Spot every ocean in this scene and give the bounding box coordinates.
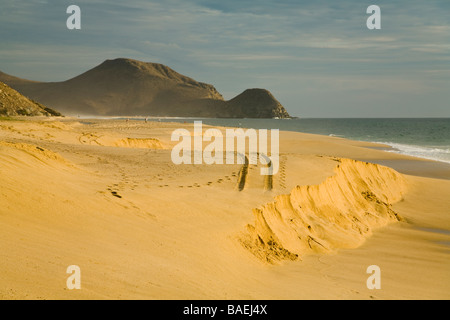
[148,118,450,164]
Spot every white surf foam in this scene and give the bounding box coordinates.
[376,142,450,164]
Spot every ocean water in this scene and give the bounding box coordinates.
[148,118,450,164]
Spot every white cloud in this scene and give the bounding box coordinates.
[0,0,449,116]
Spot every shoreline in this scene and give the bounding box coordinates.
[108,117,450,168]
[358,158,450,180]
[7,115,450,179]
[72,116,450,167]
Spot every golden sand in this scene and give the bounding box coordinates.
[0,118,449,299]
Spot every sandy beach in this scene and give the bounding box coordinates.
[0,117,449,300]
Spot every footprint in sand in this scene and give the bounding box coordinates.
[110,191,122,198]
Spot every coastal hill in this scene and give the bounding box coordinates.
[226,88,290,118]
[0,81,61,117]
[0,58,290,118]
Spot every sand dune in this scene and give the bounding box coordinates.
[0,141,73,169]
[79,134,165,149]
[241,159,407,263]
[112,138,164,149]
[0,118,448,300]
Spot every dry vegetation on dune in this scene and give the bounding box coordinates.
[0,81,61,117]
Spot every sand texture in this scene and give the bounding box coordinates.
[241,159,407,263]
[0,118,449,300]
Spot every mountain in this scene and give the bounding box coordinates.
[0,58,290,118]
[226,89,290,118]
[0,81,62,117]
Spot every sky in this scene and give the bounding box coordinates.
[0,0,449,117]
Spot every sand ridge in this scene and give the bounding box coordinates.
[0,141,75,170]
[240,159,407,263]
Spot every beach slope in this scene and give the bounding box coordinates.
[0,118,448,299]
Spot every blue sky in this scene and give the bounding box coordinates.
[0,0,449,117]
